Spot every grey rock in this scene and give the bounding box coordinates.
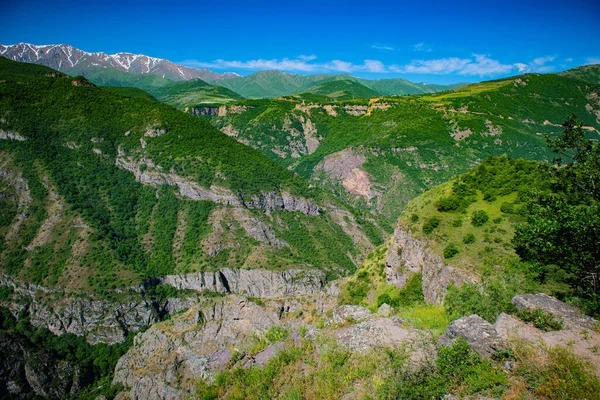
[384,222,478,303]
[439,315,504,358]
[332,305,372,324]
[377,303,393,317]
[512,293,597,330]
[159,268,326,298]
[113,296,284,399]
[335,317,414,352]
[251,342,285,366]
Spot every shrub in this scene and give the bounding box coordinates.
[436,196,461,212]
[463,233,476,244]
[411,213,419,223]
[443,243,459,259]
[471,210,489,227]
[500,202,515,214]
[516,308,563,331]
[493,217,503,224]
[377,273,424,308]
[452,218,463,227]
[423,217,441,234]
[265,326,289,343]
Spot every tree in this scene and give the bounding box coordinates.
[513,115,600,313]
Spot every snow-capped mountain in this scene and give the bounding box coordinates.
[0,43,238,82]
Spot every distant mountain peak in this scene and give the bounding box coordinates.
[0,42,238,82]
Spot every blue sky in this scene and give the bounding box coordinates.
[1,0,599,84]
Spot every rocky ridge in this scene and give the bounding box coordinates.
[384,221,478,303]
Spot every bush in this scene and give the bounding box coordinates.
[471,210,489,227]
[463,233,476,244]
[452,218,463,227]
[423,217,441,234]
[436,196,461,212]
[443,242,459,259]
[377,273,424,308]
[500,202,515,214]
[411,213,419,223]
[516,308,563,331]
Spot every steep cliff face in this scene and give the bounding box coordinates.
[0,275,168,345]
[0,331,92,398]
[384,222,478,304]
[158,268,326,298]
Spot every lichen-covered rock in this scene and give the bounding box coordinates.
[377,303,393,317]
[511,293,597,330]
[439,314,504,358]
[335,317,415,352]
[332,305,372,324]
[113,296,285,399]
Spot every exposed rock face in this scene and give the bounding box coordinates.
[331,305,372,324]
[439,314,505,359]
[385,222,477,303]
[188,106,220,116]
[113,296,284,399]
[511,293,598,330]
[0,331,91,398]
[0,129,27,141]
[335,317,415,352]
[116,152,320,215]
[159,268,326,298]
[0,275,168,345]
[314,148,374,199]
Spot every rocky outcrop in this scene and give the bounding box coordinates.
[313,148,375,199]
[495,311,600,375]
[385,222,477,303]
[439,314,505,359]
[0,129,26,141]
[113,296,284,399]
[188,106,220,116]
[0,275,187,345]
[0,331,91,398]
[511,293,598,330]
[335,317,415,352]
[116,152,320,215]
[331,305,372,324]
[159,268,326,298]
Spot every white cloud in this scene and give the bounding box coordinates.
[181,54,560,77]
[564,57,573,62]
[413,43,432,52]
[586,57,600,65]
[392,54,513,76]
[511,56,556,73]
[371,43,395,51]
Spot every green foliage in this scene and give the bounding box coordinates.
[513,342,600,399]
[463,233,476,244]
[471,210,490,227]
[383,338,507,399]
[339,269,371,305]
[410,213,419,223]
[377,273,424,308]
[443,242,460,259]
[446,279,519,323]
[265,326,289,343]
[422,216,441,234]
[517,308,564,331]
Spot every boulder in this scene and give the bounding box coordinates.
[439,315,504,358]
[335,317,415,352]
[511,293,597,330]
[332,305,372,324]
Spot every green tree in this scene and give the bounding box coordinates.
[514,115,600,313]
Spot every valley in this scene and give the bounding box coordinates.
[0,41,599,400]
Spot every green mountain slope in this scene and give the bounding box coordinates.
[213,70,466,99]
[297,79,380,100]
[151,78,245,107]
[558,64,600,84]
[202,73,600,223]
[0,58,382,294]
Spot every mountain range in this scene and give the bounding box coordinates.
[0,43,468,103]
[1,43,600,400]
